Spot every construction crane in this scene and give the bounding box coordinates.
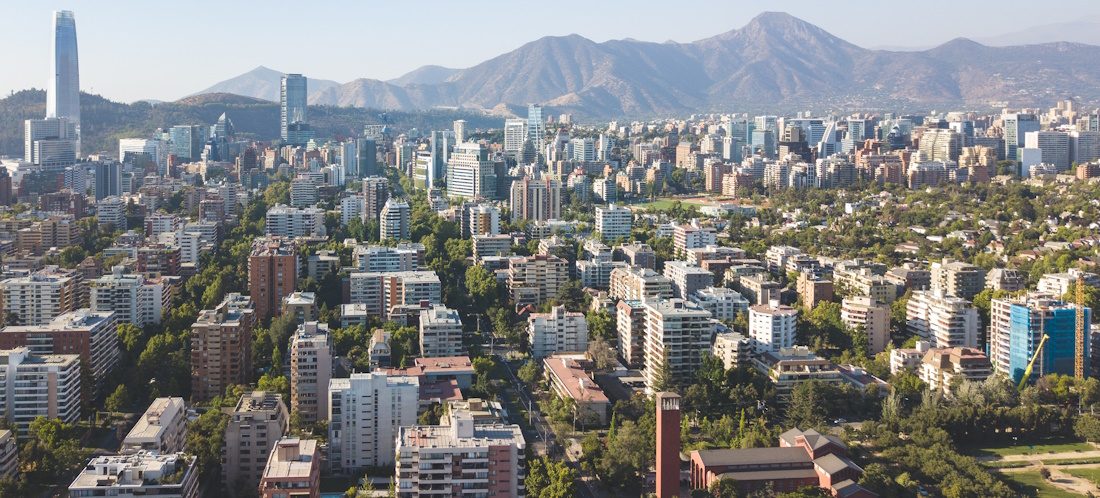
[1077,279,1087,379]
[1019,333,1052,391]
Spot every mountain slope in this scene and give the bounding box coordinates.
[186,13,1100,118]
[188,66,341,102]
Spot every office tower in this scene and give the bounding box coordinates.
[328,372,419,473]
[290,321,332,424]
[48,10,80,156]
[453,119,467,143]
[906,289,978,349]
[121,397,187,455]
[509,177,562,222]
[0,347,80,432]
[89,266,165,328]
[281,74,310,144]
[24,117,77,172]
[190,294,255,401]
[396,408,526,497]
[503,118,528,160]
[841,297,890,355]
[339,139,358,178]
[447,142,498,200]
[119,139,168,176]
[419,304,464,358]
[846,118,868,142]
[0,266,83,326]
[527,104,545,150]
[749,301,798,354]
[357,137,377,177]
[990,293,1090,385]
[0,309,118,400]
[571,137,596,162]
[1003,113,1040,162]
[223,391,289,489]
[919,129,962,162]
[751,129,776,158]
[264,204,326,238]
[1024,130,1071,172]
[168,125,203,162]
[655,393,680,498]
[259,438,320,498]
[527,305,587,359]
[643,299,714,391]
[70,453,198,498]
[380,198,410,241]
[249,238,299,321]
[595,204,632,241]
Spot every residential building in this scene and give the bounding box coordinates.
[543,355,609,425]
[596,204,632,241]
[663,261,714,300]
[348,271,442,320]
[249,237,299,321]
[918,347,993,394]
[466,203,501,236]
[0,266,83,326]
[989,293,1090,385]
[472,234,512,260]
[395,415,526,498]
[265,204,326,238]
[69,452,199,498]
[841,297,890,355]
[509,177,562,222]
[749,301,798,354]
[328,372,419,473]
[1024,130,1071,172]
[643,299,715,391]
[906,289,979,349]
[1037,269,1100,298]
[381,198,411,241]
[617,299,647,368]
[528,305,588,359]
[930,259,986,300]
[986,268,1028,293]
[97,196,127,230]
[890,341,932,374]
[446,142,499,200]
[361,176,390,222]
[885,265,931,292]
[190,294,255,401]
[352,243,424,272]
[739,274,782,305]
[0,309,117,399]
[223,391,289,489]
[121,397,187,455]
[90,266,165,327]
[259,438,320,498]
[673,221,718,255]
[609,267,673,301]
[797,272,834,309]
[690,287,749,322]
[0,430,15,479]
[615,242,656,270]
[306,251,340,280]
[420,304,464,358]
[752,347,845,404]
[282,291,318,324]
[712,332,752,370]
[0,347,80,432]
[765,246,802,275]
[506,255,568,307]
[290,322,332,425]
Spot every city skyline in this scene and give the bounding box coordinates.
[3,1,1100,103]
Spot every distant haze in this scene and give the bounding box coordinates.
[2,1,1100,102]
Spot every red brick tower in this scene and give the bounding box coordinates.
[656,392,681,498]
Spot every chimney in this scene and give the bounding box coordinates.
[655,392,681,498]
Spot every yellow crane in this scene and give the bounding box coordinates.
[1018,333,1051,391]
[1076,279,1086,379]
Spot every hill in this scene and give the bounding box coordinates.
[0,90,503,159]
[188,12,1100,118]
[187,66,342,102]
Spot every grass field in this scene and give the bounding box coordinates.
[1001,471,1082,498]
[1065,468,1100,487]
[962,437,1093,457]
[982,460,1033,468]
[630,199,710,210]
[1041,457,1100,466]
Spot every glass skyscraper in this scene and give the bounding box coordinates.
[527,104,544,148]
[281,74,311,144]
[48,10,80,156]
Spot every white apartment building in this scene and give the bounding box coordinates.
[663,261,714,300]
[381,198,411,241]
[0,309,118,399]
[609,267,674,301]
[290,177,319,207]
[420,304,464,358]
[749,301,798,355]
[1037,269,1100,298]
[467,203,501,236]
[329,372,419,473]
[90,266,165,327]
[712,331,752,370]
[673,221,718,254]
[690,286,750,322]
[643,299,714,391]
[841,296,890,355]
[291,322,332,424]
[121,397,188,455]
[0,266,82,326]
[906,289,979,349]
[528,305,588,359]
[595,204,632,241]
[97,196,127,231]
[0,347,81,433]
[765,246,802,275]
[265,204,326,238]
[340,195,363,227]
[472,234,512,260]
[353,243,423,272]
[69,452,199,498]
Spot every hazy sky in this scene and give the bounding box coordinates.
[4,0,1100,103]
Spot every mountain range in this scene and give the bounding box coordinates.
[185,12,1100,118]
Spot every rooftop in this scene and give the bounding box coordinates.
[124,397,185,444]
[543,356,609,404]
[262,438,317,481]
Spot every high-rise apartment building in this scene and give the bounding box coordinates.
[121,397,188,455]
[90,266,165,327]
[503,118,528,161]
[249,237,299,321]
[223,391,289,489]
[0,266,83,326]
[528,305,588,359]
[352,243,423,272]
[841,296,890,355]
[290,321,332,424]
[509,177,562,222]
[930,259,986,300]
[380,198,411,241]
[466,203,501,237]
[663,261,714,300]
[0,309,117,399]
[453,119,467,143]
[609,267,674,301]
[361,176,389,223]
[989,293,1090,385]
[281,74,312,145]
[643,299,714,391]
[505,255,568,307]
[329,372,419,473]
[617,299,647,368]
[0,347,81,433]
[420,304,464,358]
[97,196,127,231]
[190,294,255,401]
[749,301,798,354]
[906,289,978,349]
[259,438,320,498]
[595,204,632,241]
[265,204,326,238]
[48,10,80,156]
[919,129,961,162]
[70,452,198,498]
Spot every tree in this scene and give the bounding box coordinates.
[258,372,290,398]
[587,335,617,371]
[709,477,743,498]
[525,456,577,498]
[586,309,615,340]
[518,360,542,387]
[599,419,653,493]
[105,384,131,413]
[466,266,501,312]
[1076,414,1100,442]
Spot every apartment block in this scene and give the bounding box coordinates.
[749,302,798,355]
[690,287,749,322]
[506,255,568,307]
[617,299,647,368]
[663,261,714,300]
[223,391,289,489]
[528,305,588,359]
[0,309,118,399]
[906,289,978,349]
[0,266,83,325]
[609,266,674,301]
[0,347,81,433]
[797,272,834,309]
[395,413,526,498]
[643,299,714,391]
[290,322,332,424]
[90,265,166,327]
[259,438,320,498]
[265,204,326,238]
[712,332,752,370]
[249,237,299,321]
[919,347,993,394]
[989,293,1090,385]
[840,297,890,355]
[70,452,198,498]
[190,294,255,401]
[673,221,718,255]
[329,372,419,473]
[739,274,782,305]
[352,243,425,272]
[596,204,632,241]
[121,397,187,455]
[931,259,986,300]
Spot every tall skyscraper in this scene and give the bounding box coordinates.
[357,137,377,177]
[94,162,121,200]
[281,74,312,145]
[453,119,467,143]
[527,104,544,150]
[503,118,527,160]
[1003,113,1040,163]
[48,11,80,157]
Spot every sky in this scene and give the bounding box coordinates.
[4,0,1100,103]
